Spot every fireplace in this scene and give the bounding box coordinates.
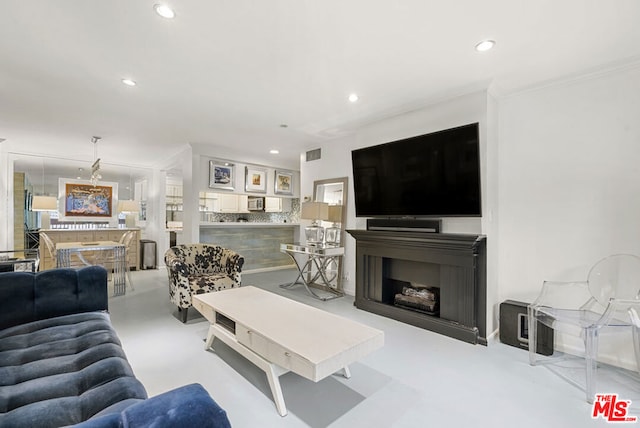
[346,230,487,345]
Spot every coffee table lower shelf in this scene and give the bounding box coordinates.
[204,323,350,417]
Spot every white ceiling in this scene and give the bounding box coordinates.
[2,0,640,176]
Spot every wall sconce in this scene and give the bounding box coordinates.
[300,201,329,244]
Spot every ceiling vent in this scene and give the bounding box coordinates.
[306,148,321,162]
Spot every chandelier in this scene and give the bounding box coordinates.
[90,136,102,186]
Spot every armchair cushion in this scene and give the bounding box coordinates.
[165,244,244,310]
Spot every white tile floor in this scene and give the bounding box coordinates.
[108,269,633,428]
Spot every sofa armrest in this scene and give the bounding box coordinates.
[73,383,231,428]
[0,266,108,330]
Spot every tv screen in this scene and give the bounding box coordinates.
[351,123,481,217]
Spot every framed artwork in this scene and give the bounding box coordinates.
[209,161,235,190]
[274,170,293,195]
[245,167,267,193]
[64,183,113,217]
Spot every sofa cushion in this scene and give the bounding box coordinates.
[0,311,147,427]
[0,266,108,331]
[74,383,232,428]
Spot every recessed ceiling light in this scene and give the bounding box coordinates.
[154,4,176,19]
[270,149,279,154]
[348,93,359,103]
[121,78,137,87]
[475,40,495,52]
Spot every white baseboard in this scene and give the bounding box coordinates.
[243,264,296,274]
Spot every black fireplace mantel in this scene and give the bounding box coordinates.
[347,229,487,345]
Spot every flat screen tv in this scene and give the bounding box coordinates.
[351,123,481,217]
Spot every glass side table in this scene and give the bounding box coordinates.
[279,243,344,301]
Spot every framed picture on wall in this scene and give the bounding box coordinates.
[64,183,113,217]
[245,167,267,193]
[274,170,293,195]
[209,160,235,190]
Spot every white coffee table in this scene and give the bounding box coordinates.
[192,286,384,416]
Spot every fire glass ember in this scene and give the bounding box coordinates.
[394,285,439,315]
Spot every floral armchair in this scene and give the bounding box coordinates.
[165,244,244,322]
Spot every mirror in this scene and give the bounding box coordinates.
[313,177,348,245]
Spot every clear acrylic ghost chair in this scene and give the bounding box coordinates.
[120,230,135,291]
[40,231,89,269]
[96,230,135,291]
[39,232,57,262]
[528,254,640,404]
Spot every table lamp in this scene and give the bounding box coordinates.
[118,200,140,228]
[32,196,58,229]
[300,201,329,244]
[324,205,343,245]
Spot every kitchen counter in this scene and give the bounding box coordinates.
[199,223,299,271]
[38,228,141,271]
[200,222,298,228]
[41,227,140,232]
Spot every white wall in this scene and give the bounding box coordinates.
[0,146,12,249]
[497,65,640,300]
[496,64,640,366]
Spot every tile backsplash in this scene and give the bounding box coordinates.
[200,198,300,224]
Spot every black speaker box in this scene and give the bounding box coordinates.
[499,300,553,356]
[366,218,441,233]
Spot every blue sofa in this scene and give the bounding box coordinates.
[0,266,231,427]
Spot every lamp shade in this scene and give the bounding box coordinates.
[300,201,329,221]
[118,200,140,212]
[327,205,343,223]
[32,196,58,211]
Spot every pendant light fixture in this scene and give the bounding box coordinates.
[90,136,102,187]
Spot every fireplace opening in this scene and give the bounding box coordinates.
[379,258,441,317]
[383,278,440,316]
[394,282,440,316]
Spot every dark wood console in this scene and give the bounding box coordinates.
[346,230,487,345]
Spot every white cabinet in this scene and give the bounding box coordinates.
[264,197,292,213]
[199,193,290,214]
[199,192,217,211]
[166,184,182,198]
[199,192,241,213]
[216,193,240,213]
[237,195,249,213]
[166,184,183,220]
